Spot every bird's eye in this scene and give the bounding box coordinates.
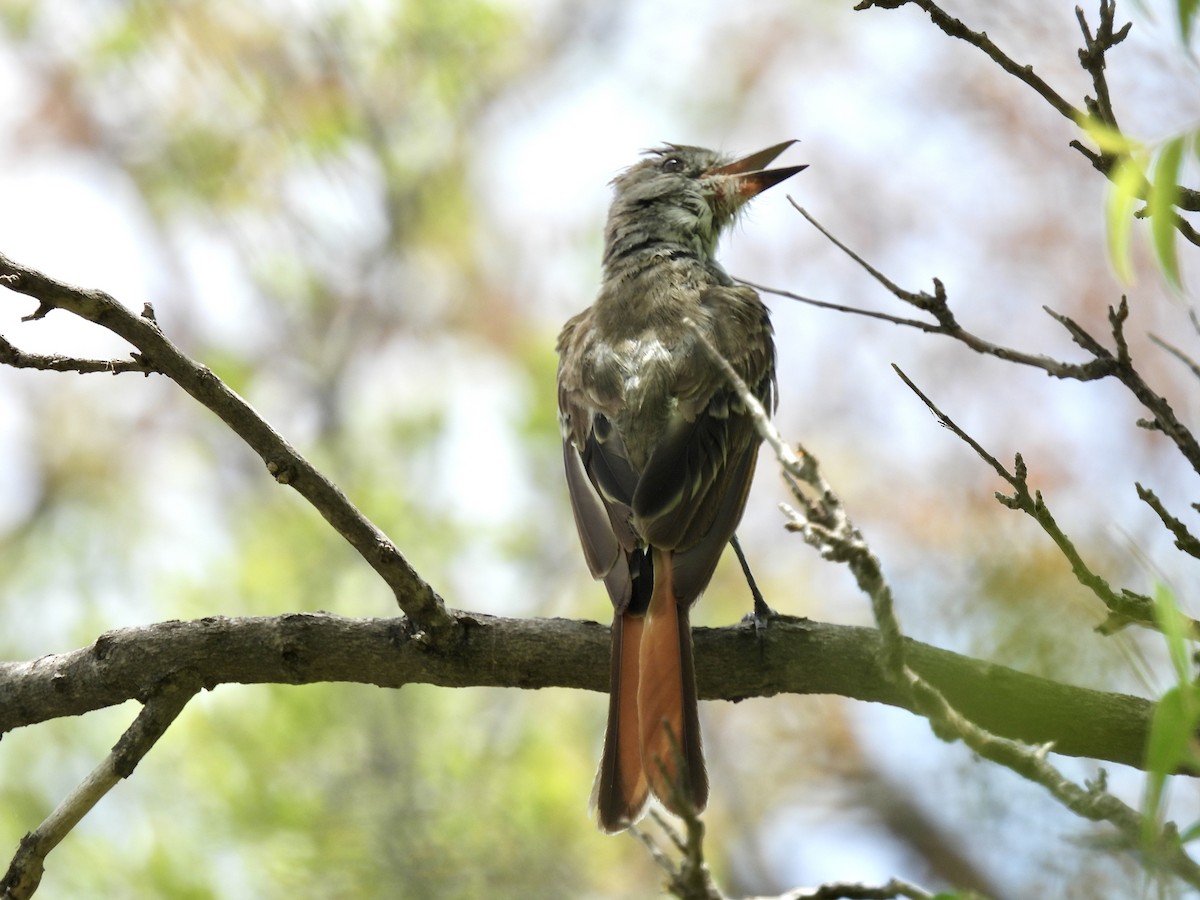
[661,156,684,173]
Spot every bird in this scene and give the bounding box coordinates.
[556,141,805,832]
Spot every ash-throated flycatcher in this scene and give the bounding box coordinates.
[556,141,804,831]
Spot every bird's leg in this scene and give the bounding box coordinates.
[731,533,773,629]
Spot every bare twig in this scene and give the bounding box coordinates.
[735,278,945,334]
[1137,484,1200,561]
[776,455,909,684]
[766,206,1200,478]
[1075,0,1131,133]
[743,877,936,900]
[691,319,1200,887]
[629,822,681,885]
[1067,0,1200,247]
[903,667,1200,886]
[687,319,910,675]
[778,436,1200,886]
[1150,332,1200,383]
[854,0,1200,226]
[0,335,155,375]
[679,317,807,501]
[630,732,721,900]
[764,203,1119,381]
[1,679,197,899]
[891,364,1187,636]
[1047,300,1200,475]
[775,204,940,313]
[637,806,722,900]
[854,0,1080,121]
[1176,213,1200,248]
[0,252,456,642]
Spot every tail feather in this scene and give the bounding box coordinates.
[637,549,708,816]
[593,613,649,832]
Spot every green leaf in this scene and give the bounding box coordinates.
[1077,114,1141,155]
[1105,155,1144,284]
[1154,582,1191,683]
[1143,586,1200,845]
[1145,686,1199,778]
[1143,685,1200,842]
[1180,0,1200,44]
[1149,136,1185,290]
[1179,819,1200,844]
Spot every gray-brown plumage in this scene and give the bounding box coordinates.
[556,141,804,832]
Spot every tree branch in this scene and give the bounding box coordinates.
[854,0,1081,122]
[1075,0,1130,133]
[0,253,456,642]
[0,612,1159,774]
[1047,299,1200,476]
[840,416,1200,882]
[689,320,1200,886]
[1,678,196,899]
[760,204,1119,381]
[1137,483,1200,561]
[892,365,1177,636]
[751,877,935,900]
[0,334,154,375]
[853,0,1200,227]
[760,209,1200,478]
[633,808,721,900]
[1151,331,1200,383]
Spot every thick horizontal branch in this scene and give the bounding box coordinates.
[0,613,1156,773]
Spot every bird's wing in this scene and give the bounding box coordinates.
[557,310,644,612]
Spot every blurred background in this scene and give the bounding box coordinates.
[1,0,1199,897]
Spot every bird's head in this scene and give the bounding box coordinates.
[603,141,806,265]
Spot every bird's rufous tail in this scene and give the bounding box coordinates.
[593,549,707,832]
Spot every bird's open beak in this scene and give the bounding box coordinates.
[708,140,807,198]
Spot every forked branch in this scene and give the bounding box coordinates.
[0,253,456,642]
[692,323,1200,889]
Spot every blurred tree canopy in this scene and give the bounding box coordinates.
[2,0,1200,898]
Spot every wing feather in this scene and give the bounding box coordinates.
[563,441,620,580]
[559,283,775,610]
